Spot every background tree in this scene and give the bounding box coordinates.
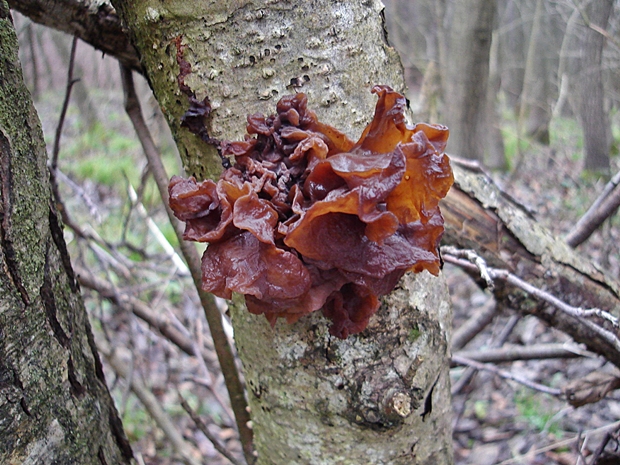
[442,0,497,162]
[5,0,620,463]
[576,0,615,173]
[0,2,132,463]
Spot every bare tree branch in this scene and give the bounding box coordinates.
[8,0,142,73]
[452,354,563,396]
[119,65,254,461]
[565,169,620,247]
[443,250,620,358]
[454,343,587,364]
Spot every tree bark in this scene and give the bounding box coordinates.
[111,1,454,464]
[7,0,142,73]
[442,162,620,368]
[442,0,496,161]
[518,0,551,145]
[0,3,133,463]
[10,0,620,460]
[578,0,613,173]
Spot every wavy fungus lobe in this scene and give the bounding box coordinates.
[169,85,453,338]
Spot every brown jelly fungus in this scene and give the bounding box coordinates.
[169,85,453,338]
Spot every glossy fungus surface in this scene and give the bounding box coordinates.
[169,85,454,338]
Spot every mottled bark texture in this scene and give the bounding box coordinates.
[110,1,454,463]
[0,4,133,464]
[231,272,452,465]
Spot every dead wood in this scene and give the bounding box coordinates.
[442,162,620,368]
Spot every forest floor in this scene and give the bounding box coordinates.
[30,54,620,465]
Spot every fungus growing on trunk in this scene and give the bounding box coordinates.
[169,85,453,338]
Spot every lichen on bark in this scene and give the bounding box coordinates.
[0,4,132,463]
[231,271,452,465]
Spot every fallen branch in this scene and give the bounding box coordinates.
[454,343,587,364]
[443,251,620,362]
[441,164,620,368]
[565,168,620,247]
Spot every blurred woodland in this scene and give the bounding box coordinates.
[5,0,620,464]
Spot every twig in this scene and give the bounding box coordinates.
[119,64,254,463]
[442,251,620,355]
[496,420,620,465]
[452,354,562,396]
[569,0,620,52]
[442,245,494,288]
[98,338,202,465]
[451,314,519,395]
[51,35,78,171]
[565,169,620,247]
[453,343,587,364]
[127,183,189,276]
[77,265,221,367]
[451,299,497,351]
[179,393,245,465]
[49,35,80,228]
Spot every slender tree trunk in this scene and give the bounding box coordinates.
[578,0,613,173]
[484,30,507,170]
[497,0,525,111]
[0,3,133,463]
[519,0,551,145]
[442,0,496,161]
[111,1,454,464]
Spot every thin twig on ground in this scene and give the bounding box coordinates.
[179,393,246,465]
[98,338,202,465]
[451,314,520,395]
[453,343,587,364]
[451,299,498,351]
[496,420,620,465]
[452,354,562,396]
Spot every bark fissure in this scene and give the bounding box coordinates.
[40,254,72,350]
[48,205,78,293]
[67,356,86,398]
[0,130,30,306]
[108,408,134,462]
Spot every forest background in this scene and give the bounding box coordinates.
[6,0,620,464]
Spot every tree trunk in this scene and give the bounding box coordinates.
[518,0,551,145]
[0,4,133,463]
[578,0,613,173]
[442,0,496,161]
[111,1,454,464]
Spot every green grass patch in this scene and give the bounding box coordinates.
[515,389,562,436]
[61,121,143,187]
